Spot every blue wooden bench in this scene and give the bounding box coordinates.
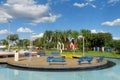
[24,52,32,57]
[78,56,93,64]
[37,52,46,56]
[97,56,104,62]
[47,56,66,65]
[50,52,60,56]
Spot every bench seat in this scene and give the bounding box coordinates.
[47,57,66,65]
[78,56,93,64]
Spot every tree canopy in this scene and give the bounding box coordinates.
[4,29,119,52]
[33,29,113,51]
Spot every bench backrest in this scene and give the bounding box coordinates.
[51,52,60,56]
[37,52,46,56]
[24,52,31,57]
[47,57,66,62]
[98,56,104,62]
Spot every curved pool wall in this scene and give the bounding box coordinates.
[5,60,115,72]
[0,56,109,71]
[0,58,119,80]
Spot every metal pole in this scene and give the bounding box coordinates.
[8,20,10,52]
[30,33,32,60]
[82,37,84,57]
[30,33,32,51]
[22,38,23,49]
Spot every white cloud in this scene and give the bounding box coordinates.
[0,10,12,23]
[73,1,96,8]
[89,4,96,8]
[33,14,61,23]
[108,0,119,4]
[91,29,97,33]
[91,29,105,33]
[52,0,70,5]
[86,0,95,2]
[0,0,60,23]
[113,37,120,40]
[0,29,9,34]
[73,2,88,8]
[32,33,44,39]
[17,27,33,33]
[102,18,120,26]
[99,30,105,33]
[7,0,35,5]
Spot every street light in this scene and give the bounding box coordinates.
[78,35,85,57]
[21,38,24,49]
[30,33,36,51]
[7,19,12,52]
[29,33,36,59]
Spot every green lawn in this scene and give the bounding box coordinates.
[84,51,120,58]
[44,49,120,58]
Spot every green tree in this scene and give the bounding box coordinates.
[43,30,54,49]
[54,30,62,42]
[33,37,45,48]
[112,40,120,54]
[63,31,68,42]
[7,34,19,42]
[72,30,79,43]
[17,39,30,49]
[66,30,72,42]
[80,29,92,51]
[0,39,8,45]
[23,39,30,49]
[17,39,23,48]
[91,32,112,48]
[7,34,19,50]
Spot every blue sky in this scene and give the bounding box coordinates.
[0,0,120,39]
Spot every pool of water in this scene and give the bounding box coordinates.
[0,58,120,80]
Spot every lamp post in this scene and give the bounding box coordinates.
[78,35,85,57]
[82,36,85,56]
[29,32,33,61]
[30,33,36,51]
[7,19,12,52]
[30,33,32,52]
[29,32,36,61]
[21,38,24,49]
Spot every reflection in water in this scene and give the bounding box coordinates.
[0,58,119,80]
[14,70,19,76]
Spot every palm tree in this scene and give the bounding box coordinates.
[80,29,92,51]
[44,30,53,42]
[54,30,62,41]
[17,39,23,48]
[43,30,54,49]
[33,37,44,48]
[66,30,72,42]
[72,30,79,43]
[63,31,67,42]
